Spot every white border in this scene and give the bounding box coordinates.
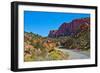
[18,5,96,68]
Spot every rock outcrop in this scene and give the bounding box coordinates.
[48,18,90,37]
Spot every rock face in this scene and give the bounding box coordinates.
[48,18,90,37]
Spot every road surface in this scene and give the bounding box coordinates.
[55,48,90,60]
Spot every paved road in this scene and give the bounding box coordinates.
[55,48,90,60]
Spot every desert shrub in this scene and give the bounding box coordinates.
[48,50,61,60]
[48,50,69,60]
[60,37,74,49]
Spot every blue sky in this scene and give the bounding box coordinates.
[24,11,90,37]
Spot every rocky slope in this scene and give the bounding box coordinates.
[24,32,69,62]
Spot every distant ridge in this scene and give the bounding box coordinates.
[48,17,90,37]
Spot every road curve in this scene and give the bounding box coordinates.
[55,48,90,60]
